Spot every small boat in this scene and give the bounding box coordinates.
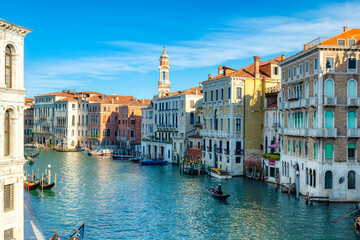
[141,159,168,165]
[88,149,103,156]
[56,148,84,152]
[112,154,132,159]
[102,149,114,156]
[68,223,84,240]
[353,205,360,235]
[41,180,55,190]
[205,186,230,199]
[29,153,39,158]
[209,168,232,180]
[24,180,41,190]
[28,158,35,165]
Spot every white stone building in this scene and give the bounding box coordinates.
[54,97,89,149]
[141,102,154,139]
[141,48,203,163]
[278,27,360,201]
[0,19,31,240]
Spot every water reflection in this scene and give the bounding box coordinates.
[25,149,358,240]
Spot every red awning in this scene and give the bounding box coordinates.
[268,141,280,149]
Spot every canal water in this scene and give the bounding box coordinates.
[24,149,357,239]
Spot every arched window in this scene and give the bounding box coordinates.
[305,82,309,99]
[324,79,334,97]
[325,171,333,189]
[4,110,10,156]
[5,45,12,88]
[281,139,284,151]
[163,71,166,80]
[313,111,317,128]
[325,143,333,162]
[190,113,194,125]
[305,142,308,157]
[71,130,74,136]
[265,113,268,126]
[288,140,290,153]
[107,129,110,137]
[348,171,356,189]
[214,110,218,130]
[348,80,357,98]
[313,170,316,187]
[325,111,333,128]
[306,168,309,185]
[348,143,356,162]
[314,80,318,97]
[293,141,296,154]
[299,141,302,156]
[288,87,291,99]
[305,112,309,128]
[348,111,356,129]
[72,115,75,126]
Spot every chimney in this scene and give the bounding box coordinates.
[208,74,211,80]
[281,55,286,61]
[195,89,198,95]
[254,56,261,78]
[343,26,348,32]
[218,66,223,75]
[111,98,114,104]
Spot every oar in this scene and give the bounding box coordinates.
[332,209,360,223]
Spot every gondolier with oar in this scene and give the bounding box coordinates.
[50,231,60,240]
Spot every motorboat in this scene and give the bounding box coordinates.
[209,168,232,180]
[141,159,168,165]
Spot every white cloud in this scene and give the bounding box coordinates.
[25,2,360,94]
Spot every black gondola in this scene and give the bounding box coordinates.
[205,186,230,199]
[352,204,360,235]
[29,153,39,158]
[41,180,55,190]
[68,223,85,240]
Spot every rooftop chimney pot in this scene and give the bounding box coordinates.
[343,26,348,32]
[208,74,211,80]
[254,56,261,79]
[218,66,223,75]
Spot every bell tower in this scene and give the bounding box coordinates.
[158,46,170,97]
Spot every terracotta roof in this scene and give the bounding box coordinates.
[37,92,75,97]
[319,29,360,46]
[158,87,203,98]
[77,91,103,94]
[25,98,35,102]
[88,94,135,104]
[266,102,278,109]
[56,97,79,102]
[204,56,283,82]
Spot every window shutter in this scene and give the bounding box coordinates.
[4,184,14,212]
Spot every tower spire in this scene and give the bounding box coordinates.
[158,46,170,97]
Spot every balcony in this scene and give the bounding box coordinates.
[234,149,244,155]
[347,97,360,106]
[324,97,337,106]
[347,128,360,137]
[200,130,232,138]
[300,98,309,107]
[272,123,280,129]
[309,97,318,107]
[278,102,284,110]
[279,128,337,137]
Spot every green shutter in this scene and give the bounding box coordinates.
[325,111,333,128]
[282,140,284,150]
[288,140,290,152]
[325,143,333,158]
[348,80,357,98]
[314,143,317,157]
[325,80,334,97]
[348,111,356,129]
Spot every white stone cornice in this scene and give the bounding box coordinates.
[0,19,32,36]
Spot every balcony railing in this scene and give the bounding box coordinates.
[309,97,318,106]
[279,128,337,137]
[234,149,243,155]
[348,157,356,163]
[300,98,309,107]
[347,128,360,137]
[324,97,337,106]
[325,157,333,163]
[347,97,360,106]
[200,130,232,138]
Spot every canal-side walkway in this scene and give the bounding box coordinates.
[24,203,46,240]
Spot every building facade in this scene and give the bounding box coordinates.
[24,98,34,144]
[201,56,282,176]
[278,27,360,201]
[0,19,31,240]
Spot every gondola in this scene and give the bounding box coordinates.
[352,205,360,235]
[141,159,168,165]
[68,223,85,240]
[205,186,230,199]
[41,180,55,190]
[29,153,39,158]
[24,180,41,190]
[28,158,35,165]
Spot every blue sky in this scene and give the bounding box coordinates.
[0,0,358,99]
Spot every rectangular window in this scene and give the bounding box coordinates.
[299,64,303,75]
[4,184,14,212]
[325,57,334,71]
[348,57,357,72]
[236,88,242,100]
[305,62,309,73]
[215,89,218,101]
[338,39,345,46]
[197,141,200,149]
[288,68,291,81]
[190,141,193,149]
[220,118,223,131]
[281,71,285,82]
[220,89,224,100]
[130,119,135,125]
[349,39,356,46]
[204,91,207,103]
[227,87,231,100]
[273,66,279,75]
[190,100,195,108]
[236,157,241,163]
[236,118,241,132]
[210,90,213,101]
[293,67,297,77]
[314,58,318,71]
